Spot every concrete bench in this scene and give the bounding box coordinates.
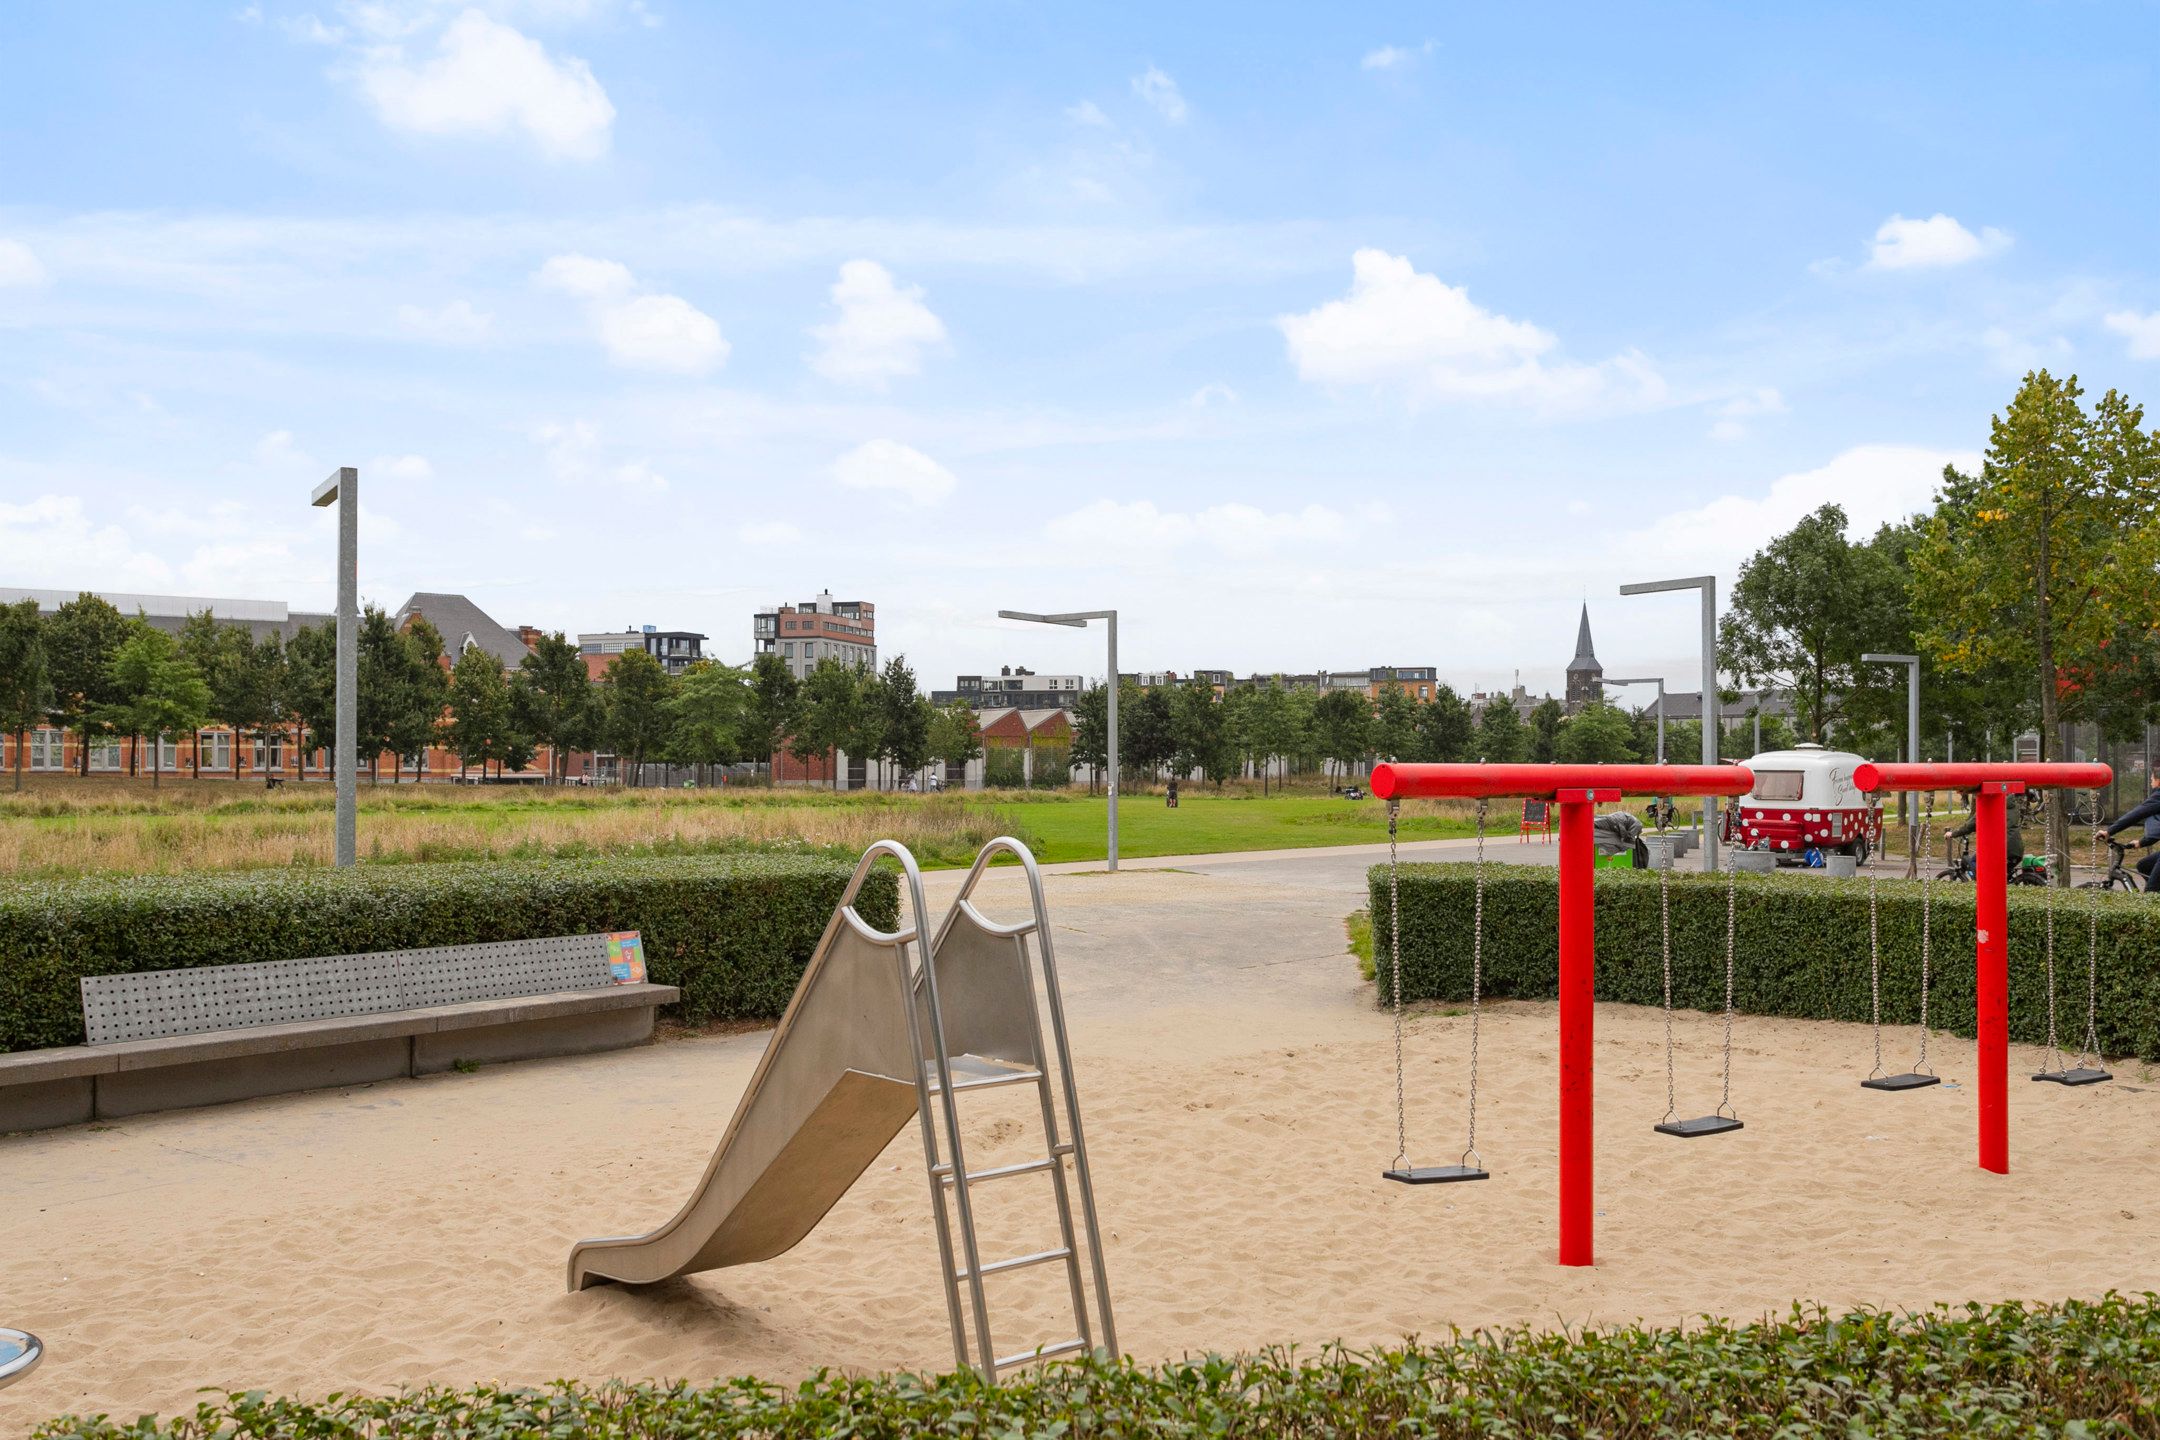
[0,933,678,1133]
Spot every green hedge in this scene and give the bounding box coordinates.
[1371,863,2160,1062]
[31,1294,2160,1437]
[0,854,898,1052]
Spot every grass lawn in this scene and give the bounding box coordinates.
[982,790,1483,864]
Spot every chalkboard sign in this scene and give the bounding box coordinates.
[1520,798,1553,841]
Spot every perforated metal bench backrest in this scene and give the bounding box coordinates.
[80,933,627,1044]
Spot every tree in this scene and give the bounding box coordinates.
[388,618,450,780]
[1244,681,1300,793]
[1474,699,1526,762]
[602,648,674,780]
[0,598,52,792]
[240,632,292,780]
[448,644,513,779]
[1911,371,2160,876]
[518,631,595,783]
[1527,697,1566,763]
[931,702,985,785]
[872,656,932,788]
[1371,683,1418,762]
[1310,688,1371,784]
[100,625,211,790]
[43,593,129,777]
[1170,681,1235,787]
[667,660,749,772]
[1554,701,1636,763]
[284,621,336,781]
[355,606,410,782]
[1120,681,1177,782]
[1718,502,1904,742]
[742,653,801,780]
[1069,683,1109,792]
[794,656,864,790]
[1412,684,1473,763]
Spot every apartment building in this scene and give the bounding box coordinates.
[578,625,708,677]
[753,589,875,680]
[933,665,1086,711]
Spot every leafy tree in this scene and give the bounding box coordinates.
[1371,683,1418,762]
[43,593,129,777]
[388,618,450,781]
[1244,681,1300,793]
[1554,701,1636,763]
[1284,687,1322,781]
[930,702,985,785]
[1310,688,1371,784]
[1474,698,1526,763]
[794,656,865,790]
[237,632,292,781]
[448,644,513,779]
[1527,697,1566,763]
[871,655,932,788]
[100,625,211,790]
[0,598,52,792]
[1412,684,1473,763]
[1120,681,1177,782]
[742,653,802,780]
[1170,681,1235,787]
[284,621,336,780]
[517,631,595,783]
[1068,683,1109,792]
[602,648,674,780]
[1912,371,2160,873]
[355,606,411,782]
[667,660,749,772]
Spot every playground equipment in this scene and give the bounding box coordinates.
[1653,841,1742,1137]
[1851,761,2111,1175]
[1724,744,1883,862]
[1370,762,1755,1267]
[1861,800,1941,1092]
[569,837,1115,1377]
[1381,798,1489,1185]
[2032,830,2111,1086]
[0,1329,39,1390]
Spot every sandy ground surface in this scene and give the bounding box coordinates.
[4,851,2158,1429]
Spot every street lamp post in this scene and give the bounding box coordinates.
[311,466,358,868]
[1619,576,1721,871]
[1862,653,1922,876]
[1605,676,1667,762]
[999,608,1119,871]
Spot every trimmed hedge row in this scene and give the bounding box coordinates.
[31,1294,2160,1437]
[1371,863,2160,1062]
[0,854,899,1052]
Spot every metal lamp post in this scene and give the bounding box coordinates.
[1604,676,1667,762]
[311,467,358,868]
[998,608,1118,871]
[1619,576,1722,871]
[1861,653,1921,875]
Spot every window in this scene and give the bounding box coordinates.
[1751,770,1804,802]
[88,738,122,772]
[156,737,180,771]
[782,642,795,658]
[198,731,232,770]
[30,728,62,771]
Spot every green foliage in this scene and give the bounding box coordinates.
[794,655,866,789]
[1067,682,1108,785]
[668,659,749,769]
[930,701,984,773]
[1120,680,1176,779]
[1371,682,1418,761]
[872,654,933,785]
[447,644,514,777]
[1371,862,2160,1061]
[1413,683,1473,762]
[518,630,596,780]
[1310,687,1370,778]
[0,853,896,1052]
[742,652,802,769]
[42,592,130,769]
[34,1294,2160,1438]
[99,624,212,787]
[1526,696,1565,762]
[603,647,675,773]
[1473,697,1525,762]
[0,597,52,790]
[1170,680,1235,785]
[1554,700,1635,763]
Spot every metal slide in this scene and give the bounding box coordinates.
[566,838,1115,1375]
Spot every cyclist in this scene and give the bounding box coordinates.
[2096,774,2160,892]
[1947,795,2024,881]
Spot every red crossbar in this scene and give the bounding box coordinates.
[1370,762,1754,801]
[1852,761,2111,793]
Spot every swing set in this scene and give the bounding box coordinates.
[1373,758,2115,1267]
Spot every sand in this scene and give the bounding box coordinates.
[3,858,2156,1429]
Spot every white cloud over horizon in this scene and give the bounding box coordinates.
[809,260,947,387]
[351,8,616,161]
[1867,213,2009,270]
[537,252,727,373]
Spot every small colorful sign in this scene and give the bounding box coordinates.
[606,931,647,985]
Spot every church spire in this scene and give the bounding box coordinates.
[1568,603,1599,672]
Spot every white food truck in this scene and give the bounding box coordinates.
[1722,743,1885,862]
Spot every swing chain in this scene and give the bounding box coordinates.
[1914,795,1935,1076]
[1465,798,1486,1168]
[2078,816,2104,1070]
[2040,837,2063,1076]
[1719,842,1738,1118]
[1867,874,1886,1081]
[1659,842,1676,1124]
[1388,798,1407,1173]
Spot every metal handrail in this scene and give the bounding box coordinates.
[0,1328,42,1390]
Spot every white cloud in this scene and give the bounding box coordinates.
[1361,41,1433,70]
[830,439,957,507]
[1279,249,1665,409]
[1131,66,1186,123]
[741,520,803,546]
[396,298,493,342]
[607,459,668,491]
[1707,386,1786,441]
[1045,498,1350,554]
[1065,100,1110,127]
[1622,444,1976,576]
[0,496,174,591]
[281,12,347,43]
[536,418,667,491]
[808,259,947,387]
[353,8,615,161]
[537,252,727,374]
[1187,382,1238,407]
[0,238,48,288]
[1866,213,2009,270]
[372,453,434,480]
[1980,325,2072,376]
[254,429,317,471]
[2104,310,2160,360]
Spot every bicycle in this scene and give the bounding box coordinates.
[2080,836,2150,892]
[1939,834,2049,885]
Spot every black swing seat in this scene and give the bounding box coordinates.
[2033,1067,2112,1086]
[1384,1165,1489,1185]
[1654,1115,1744,1139]
[1862,1072,1941,1091]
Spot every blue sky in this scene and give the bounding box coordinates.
[3,1,2157,698]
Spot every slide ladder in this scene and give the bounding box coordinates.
[566,837,1115,1377]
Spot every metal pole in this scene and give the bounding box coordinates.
[1656,683,1665,764]
[1105,613,1119,873]
[312,467,358,868]
[1974,782,2013,1175]
[1700,581,1720,871]
[1555,788,1602,1267]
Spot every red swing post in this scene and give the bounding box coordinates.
[1851,761,2110,1175]
[1369,762,1754,1267]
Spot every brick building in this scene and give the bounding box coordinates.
[754,590,875,680]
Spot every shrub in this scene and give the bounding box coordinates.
[32,1294,2160,1437]
[0,854,898,1052]
[1370,863,2160,1062]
